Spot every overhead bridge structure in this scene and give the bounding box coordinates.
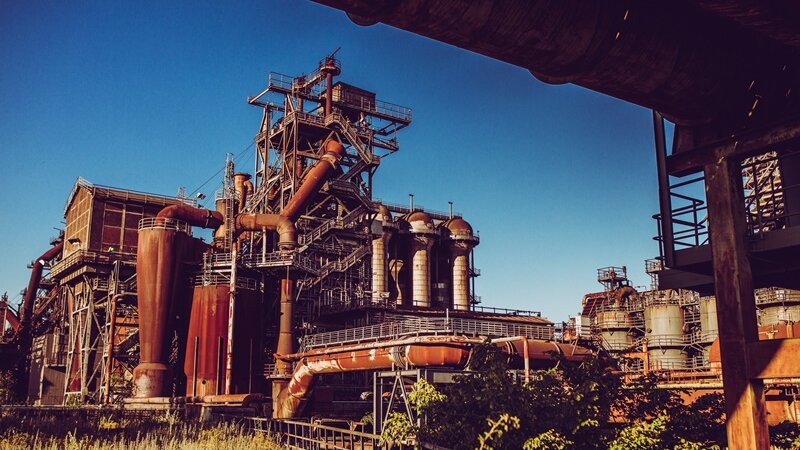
[310,2,800,448]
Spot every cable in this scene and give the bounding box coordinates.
[189,141,256,196]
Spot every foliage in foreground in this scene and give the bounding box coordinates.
[392,343,733,450]
[0,409,282,450]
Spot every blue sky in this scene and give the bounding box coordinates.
[0,1,662,322]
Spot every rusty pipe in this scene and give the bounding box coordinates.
[280,140,345,222]
[613,285,639,306]
[157,205,223,229]
[20,241,63,327]
[235,214,297,250]
[233,173,253,213]
[314,0,799,127]
[274,335,479,418]
[492,336,530,384]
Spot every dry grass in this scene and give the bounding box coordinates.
[0,409,283,450]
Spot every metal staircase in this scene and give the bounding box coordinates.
[298,204,369,247]
[299,245,371,289]
[325,112,373,163]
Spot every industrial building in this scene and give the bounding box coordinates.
[574,265,800,425]
[1,55,589,424]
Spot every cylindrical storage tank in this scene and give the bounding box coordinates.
[184,276,263,397]
[644,299,687,371]
[595,310,633,352]
[698,296,719,365]
[406,211,436,308]
[757,288,800,325]
[444,217,478,311]
[133,218,193,398]
[371,205,393,303]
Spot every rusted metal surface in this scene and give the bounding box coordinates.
[313,0,800,141]
[275,278,295,377]
[156,204,223,229]
[280,140,346,221]
[133,205,222,398]
[184,283,263,397]
[704,154,770,449]
[274,335,479,418]
[20,242,63,327]
[133,224,194,397]
[236,214,296,250]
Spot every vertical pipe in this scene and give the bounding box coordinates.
[103,295,118,404]
[325,72,333,116]
[276,277,295,375]
[409,194,414,211]
[192,336,198,398]
[448,201,453,219]
[249,338,253,393]
[225,249,237,395]
[653,111,675,268]
[522,337,530,384]
[216,337,223,395]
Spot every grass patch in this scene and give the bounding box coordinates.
[0,408,283,450]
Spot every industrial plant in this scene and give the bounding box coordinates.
[0,55,592,429]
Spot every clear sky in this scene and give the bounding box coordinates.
[0,0,662,322]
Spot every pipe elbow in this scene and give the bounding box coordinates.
[235,214,297,250]
[157,205,224,229]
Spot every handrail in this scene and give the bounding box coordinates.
[300,316,554,351]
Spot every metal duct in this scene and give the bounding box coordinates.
[274,334,594,418]
[313,0,800,129]
[235,214,297,250]
[19,242,63,327]
[274,335,479,418]
[281,140,346,222]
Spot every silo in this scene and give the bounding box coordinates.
[757,288,800,325]
[698,296,719,365]
[443,217,479,311]
[595,309,633,352]
[644,291,687,370]
[406,211,436,307]
[184,275,263,397]
[371,205,394,303]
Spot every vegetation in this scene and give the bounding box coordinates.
[0,408,283,450]
[383,343,734,450]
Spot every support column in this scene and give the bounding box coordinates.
[704,154,769,450]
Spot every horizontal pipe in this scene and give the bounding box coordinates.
[157,205,223,229]
[235,214,297,250]
[275,335,479,418]
[274,334,594,418]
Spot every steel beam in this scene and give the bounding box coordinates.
[704,152,769,450]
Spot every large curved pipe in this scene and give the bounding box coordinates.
[280,140,345,222]
[314,0,798,128]
[274,335,479,418]
[274,334,594,418]
[613,285,639,306]
[235,214,297,250]
[157,205,223,229]
[20,242,63,327]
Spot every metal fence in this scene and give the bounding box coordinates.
[217,414,412,450]
[300,316,554,351]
